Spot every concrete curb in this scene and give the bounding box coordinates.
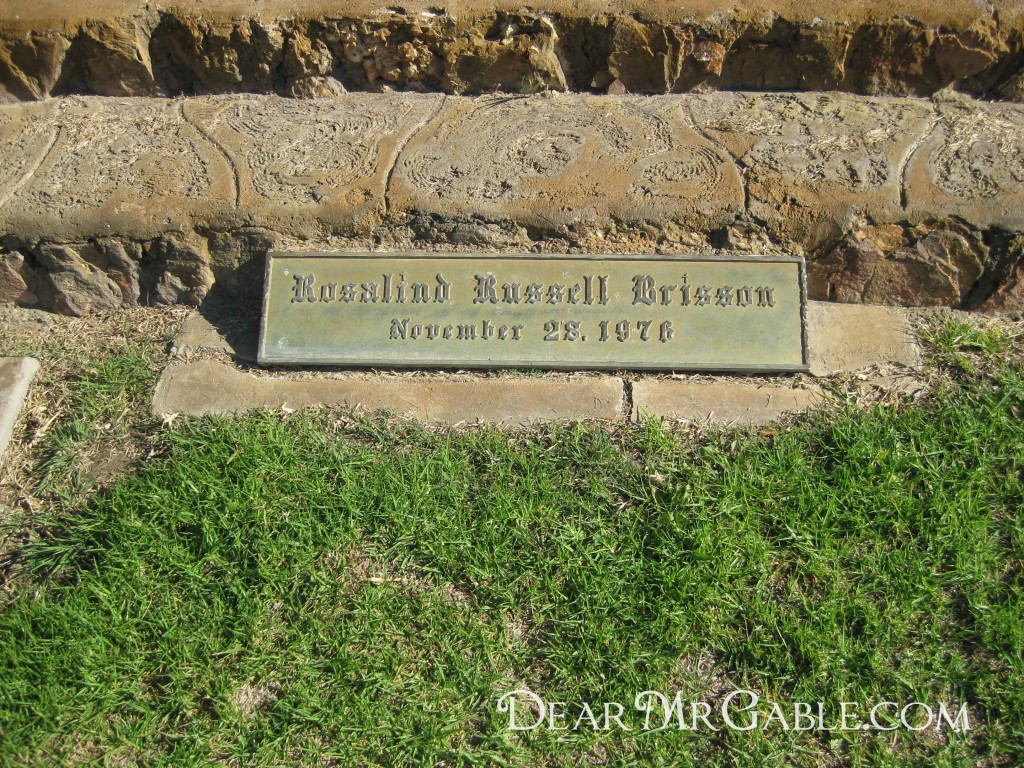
[0,356,39,462]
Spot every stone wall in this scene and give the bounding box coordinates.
[2,2,1024,100]
[1,91,1022,315]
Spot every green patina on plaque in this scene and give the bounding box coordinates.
[258,253,808,371]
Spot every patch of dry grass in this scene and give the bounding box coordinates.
[0,306,189,598]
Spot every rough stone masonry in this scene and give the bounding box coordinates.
[3,0,1024,100]
[1,90,1023,316]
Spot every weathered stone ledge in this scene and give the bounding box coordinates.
[1,91,1023,315]
[2,2,1024,101]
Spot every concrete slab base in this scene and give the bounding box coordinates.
[633,381,823,425]
[154,298,923,426]
[805,302,921,376]
[171,305,258,362]
[153,361,625,426]
[0,357,39,461]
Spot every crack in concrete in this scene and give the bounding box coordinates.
[621,378,634,422]
[898,103,940,212]
[383,94,447,216]
[179,100,241,209]
[0,124,60,212]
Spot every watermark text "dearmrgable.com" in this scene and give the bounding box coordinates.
[496,690,971,733]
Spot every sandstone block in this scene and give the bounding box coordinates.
[58,20,159,97]
[0,32,69,101]
[809,224,987,307]
[0,93,443,240]
[0,98,235,240]
[442,21,566,94]
[0,250,37,305]
[688,92,935,246]
[1,2,1023,100]
[979,236,1024,312]
[180,93,442,236]
[149,16,284,95]
[33,244,123,316]
[904,98,1024,232]
[0,92,1021,314]
[389,94,744,231]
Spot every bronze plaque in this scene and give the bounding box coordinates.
[258,253,808,371]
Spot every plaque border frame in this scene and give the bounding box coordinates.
[258,252,809,373]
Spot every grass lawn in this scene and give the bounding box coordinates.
[0,312,1022,766]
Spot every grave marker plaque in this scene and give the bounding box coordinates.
[258,253,808,371]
